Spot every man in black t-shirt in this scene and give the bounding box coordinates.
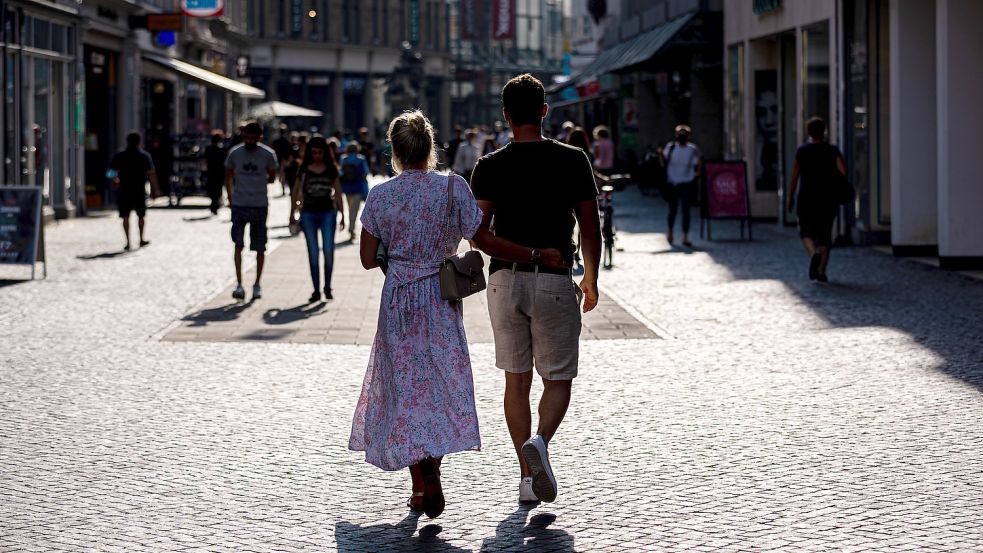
[471,73,601,504]
[110,132,160,250]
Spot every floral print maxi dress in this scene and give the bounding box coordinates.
[349,170,484,471]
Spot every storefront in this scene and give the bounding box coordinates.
[1,1,82,219]
[724,0,840,223]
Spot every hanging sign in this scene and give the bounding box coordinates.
[492,0,515,41]
[182,0,224,18]
[460,0,482,40]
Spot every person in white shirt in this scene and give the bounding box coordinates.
[452,129,481,182]
[661,124,702,246]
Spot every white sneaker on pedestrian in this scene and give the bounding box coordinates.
[521,435,557,502]
[232,285,246,300]
[518,477,538,503]
[252,284,262,299]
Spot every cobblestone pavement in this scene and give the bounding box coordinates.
[162,222,658,345]
[1,182,982,551]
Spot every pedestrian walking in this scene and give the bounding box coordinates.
[591,125,616,175]
[110,132,161,250]
[470,74,602,504]
[348,110,485,519]
[203,131,227,214]
[225,122,278,301]
[271,125,294,197]
[662,124,702,246]
[451,129,481,183]
[787,117,847,282]
[339,142,370,242]
[289,136,344,302]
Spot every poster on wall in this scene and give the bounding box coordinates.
[460,0,483,40]
[754,70,779,192]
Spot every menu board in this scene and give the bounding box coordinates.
[0,186,42,266]
[704,162,750,219]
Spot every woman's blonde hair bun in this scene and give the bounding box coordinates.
[387,110,438,174]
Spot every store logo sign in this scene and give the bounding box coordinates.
[182,0,224,18]
[753,0,781,15]
[492,0,515,41]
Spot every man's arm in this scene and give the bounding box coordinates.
[147,170,160,198]
[574,198,601,313]
[472,200,567,268]
[225,168,235,202]
[786,160,800,211]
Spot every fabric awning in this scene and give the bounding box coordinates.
[142,54,265,99]
[248,101,323,119]
[548,12,695,94]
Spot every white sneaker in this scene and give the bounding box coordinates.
[518,477,538,503]
[232,285,246,300]
[252,284,262,299]
[521,435,557,502]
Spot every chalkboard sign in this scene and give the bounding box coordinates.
[700,162,752,241]
[0,186,43,276]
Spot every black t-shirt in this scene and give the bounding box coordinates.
[204,144,227,177]
[271,136,293,162]
[300,164,339,212]
[110,148,155,197]
[471,139,598,271]
[795,142,841,205]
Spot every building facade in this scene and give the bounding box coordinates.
[724,0,983,269]
[449,0,567,127]
[244,0,452,138]
[2,0,84,219]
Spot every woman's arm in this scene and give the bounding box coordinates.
[472,200,568,268]
[289,172,303,223]
[333,176,345,228]
[359,228,380,270]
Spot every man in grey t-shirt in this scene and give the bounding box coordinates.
[225,122,278,300]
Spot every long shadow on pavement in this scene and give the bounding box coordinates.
[77,250,128,260]
[480,508,574,552]
[335,513,470,552]
[616,184,983,390]
[182,300,255,327]
[262,302,327,325]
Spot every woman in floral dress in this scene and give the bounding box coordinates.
[349,111,484,519]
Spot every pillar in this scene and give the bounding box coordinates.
[889,0,937,255]
[936,0,983,269]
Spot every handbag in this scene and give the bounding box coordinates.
[439,173,486,301]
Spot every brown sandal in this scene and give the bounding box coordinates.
[419,458,445,519]
[406,492,425,512]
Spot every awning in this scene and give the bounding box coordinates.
[248,101,323,119]
[548,12,695,94]
[142,54,265,99]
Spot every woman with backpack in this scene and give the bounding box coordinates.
[340,142,371,242]
[787,117,848,282]
[289,136,344,302]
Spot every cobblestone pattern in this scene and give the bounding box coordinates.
[1,186,982,551]
[162,226,656,345]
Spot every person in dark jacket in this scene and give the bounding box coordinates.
[787,117,847,282]
[204,131,227,214]
[110,132,161,250]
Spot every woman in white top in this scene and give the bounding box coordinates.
[661,124,702,246]
[451,129,481,183]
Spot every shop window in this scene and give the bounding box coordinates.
[726,43,745,160]
[802,21,830,133]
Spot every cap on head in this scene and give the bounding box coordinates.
[674,124,692,135]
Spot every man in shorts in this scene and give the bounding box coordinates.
[225,122,278,301]
[472,74,601,504]
[110,132,160,250]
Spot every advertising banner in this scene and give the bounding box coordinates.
[492,0,515,41]
[460,0,482,40]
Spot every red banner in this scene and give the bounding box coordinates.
[460,0,482,40]
[492,0,515,41]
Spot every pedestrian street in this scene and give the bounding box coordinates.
[1,186,982,551]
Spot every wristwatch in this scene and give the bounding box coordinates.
[530,248,541,263]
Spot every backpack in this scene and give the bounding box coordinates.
[340,156,364,183]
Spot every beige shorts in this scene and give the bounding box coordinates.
[487,267,583,380]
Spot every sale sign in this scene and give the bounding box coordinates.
[704,161,750,218]
[182,0,224,17]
